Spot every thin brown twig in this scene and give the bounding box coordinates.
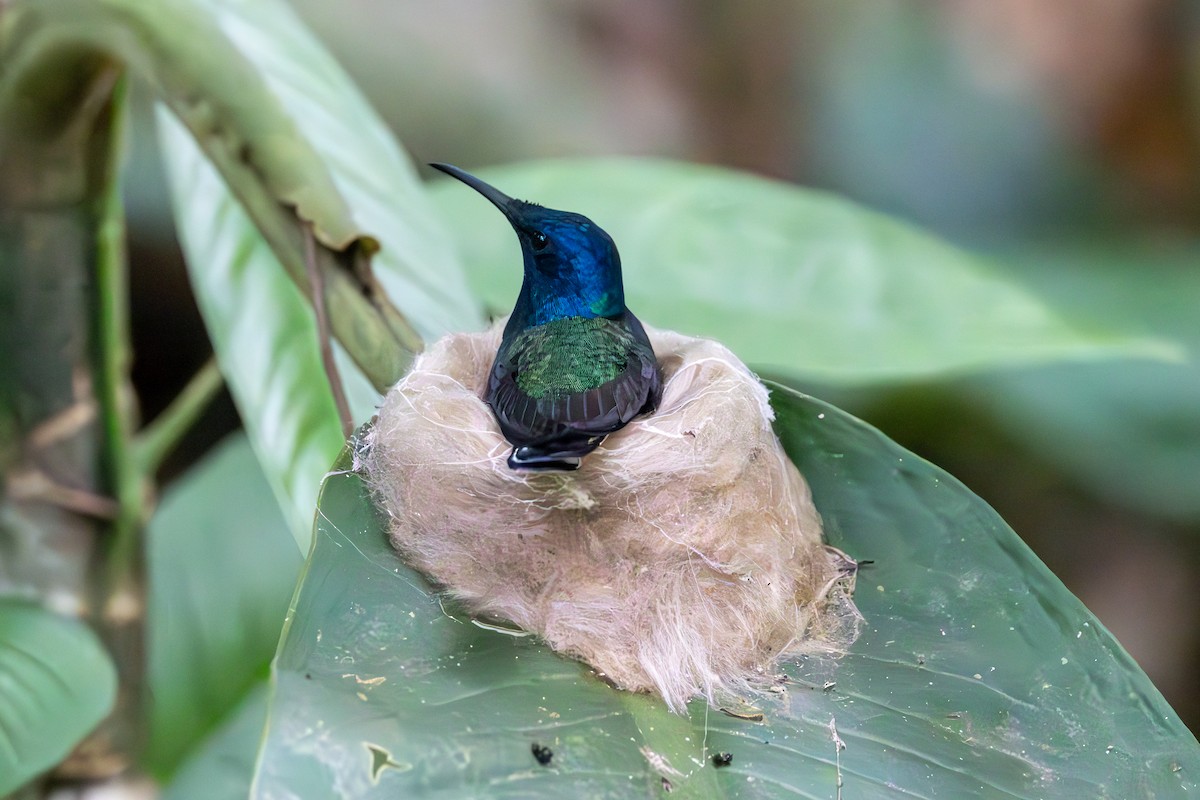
[303,221,353,439]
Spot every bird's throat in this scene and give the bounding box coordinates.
[522,269,623,326]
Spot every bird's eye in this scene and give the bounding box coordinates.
[530,230,549,250]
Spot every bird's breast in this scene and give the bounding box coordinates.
[503,317,634,399]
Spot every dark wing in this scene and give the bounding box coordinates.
[487,314,661,450]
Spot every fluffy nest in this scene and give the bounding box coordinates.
[364,322,860,711]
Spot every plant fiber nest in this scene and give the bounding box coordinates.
[365,321,860,711]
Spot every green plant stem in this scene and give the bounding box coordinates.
[93,70,140,563]
[0,29,143,783]
[88,70,150,778]
[132,358,224,477]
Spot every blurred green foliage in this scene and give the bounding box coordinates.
[3,0,1199,795]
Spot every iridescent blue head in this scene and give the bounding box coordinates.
[431,163,625,328]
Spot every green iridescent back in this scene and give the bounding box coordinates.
[506,316,634,399]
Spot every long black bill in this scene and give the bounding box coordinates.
[429,163,516,218]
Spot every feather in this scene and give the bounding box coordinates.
[487,313,660,466]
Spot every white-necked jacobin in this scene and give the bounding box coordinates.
[431,163,662,471]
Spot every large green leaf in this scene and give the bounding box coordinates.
[430,159,1177,383]
[145,433,302,778]
[158,110,349,547]
[145,0,481,340]
[964,242,1200,523]
[0,601,118,795]
[969,360,1200,523]
[251,389,1198,797]
[135,0,482,545]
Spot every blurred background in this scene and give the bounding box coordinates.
[122,0,1200,732]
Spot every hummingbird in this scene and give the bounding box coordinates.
[431,163,662,471]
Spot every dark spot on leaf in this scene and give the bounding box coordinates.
[305,673,312,679]
[712,752,733,768]
[532,743,553,766]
